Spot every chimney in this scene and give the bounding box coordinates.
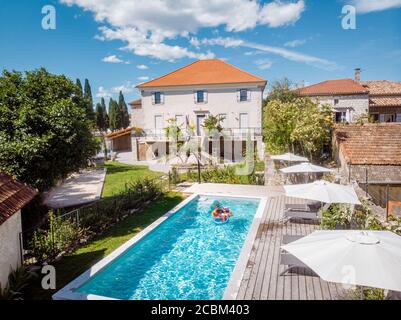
[354,68,361,82]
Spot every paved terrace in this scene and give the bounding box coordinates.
[184,183,345,300]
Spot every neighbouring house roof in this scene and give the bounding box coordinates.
[128,99,142,109]
[334,124,401,165]
[0,173,37,226]
[136,59,266,88]
[370,97,401,107]
[105,127,133,139]
[297,79,369,96]
[361,80,401,96]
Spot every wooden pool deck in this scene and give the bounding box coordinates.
[236,195,345,300]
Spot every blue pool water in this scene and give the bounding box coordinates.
[77,195,260,300]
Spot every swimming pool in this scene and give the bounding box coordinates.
[54,194,266,300]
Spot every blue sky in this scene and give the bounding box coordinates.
[1,0,401,105]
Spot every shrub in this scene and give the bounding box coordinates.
[0,266,37,300]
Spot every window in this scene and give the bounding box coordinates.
[380,114,396,123]
[196,90,204,103]
[334,98,339,105]
[154,92,162,104]
[335,111,347,123]
[239,89,248,102]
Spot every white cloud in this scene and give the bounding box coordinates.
[259,0,305,27]
[112,82,135,94]
[137,76,149,81]
[61,0,306,61]
[190,37,244,48]
[284,39,306,47]
[193,36,339,71]
[96,86,112,98]
[351,0,401,13]
[136,64,148,70]
[243,42,339,71]
[102,54,129,64]
[255,59,274,70]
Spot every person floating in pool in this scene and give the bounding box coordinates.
[212,204,233,222]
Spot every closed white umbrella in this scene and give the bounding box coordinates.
[282,230,401,292]
[280,162,334,174]
[284,180,361,205]
[271,152,309,162]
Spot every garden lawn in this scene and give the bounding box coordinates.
[102,162,163,198]
[25,192,184,300]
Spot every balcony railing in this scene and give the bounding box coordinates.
[140,127,262,141]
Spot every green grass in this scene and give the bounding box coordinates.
[25,192,184,300]
[102,162,163,198]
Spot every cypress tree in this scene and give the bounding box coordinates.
[83,79,95,122]
[95,102,104,131]
[101,97,109,130]
[108,98,116,131]
[76,79,83,98]
[118,91,130,128]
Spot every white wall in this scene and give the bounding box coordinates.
[311,94,369,122]
[0,211,22,287]
[131,83,264,131]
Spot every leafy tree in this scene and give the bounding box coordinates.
[263,97,333,160]
[266,78,299,103]
[118,91,130,129]
[83,79,95,122]
[202,114,225,135]
[0,68,99,191]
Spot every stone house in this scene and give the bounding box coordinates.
[298,69,401,124]
[0,173,37,287]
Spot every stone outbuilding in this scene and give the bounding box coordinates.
[0,173,37,287]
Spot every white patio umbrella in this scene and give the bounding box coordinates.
[281,230,401,292]
[280,162,334,174]
[283,180,361,205]
[270,152,309,162]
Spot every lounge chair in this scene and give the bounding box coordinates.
[285,202,321,212]
[283,208,320,223]
[280,235,311,276]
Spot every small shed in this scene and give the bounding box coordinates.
[0,173,37,287]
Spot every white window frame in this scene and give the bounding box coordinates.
[238,89,250,102]
[194,90,207,104]
[152,92,164,105]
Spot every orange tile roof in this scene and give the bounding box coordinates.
[370,97,401,107]
[334,124,401,165]
[298,79,369,96]
[0,173,37,226]
[137,59,266,88]
[361,80,401,95]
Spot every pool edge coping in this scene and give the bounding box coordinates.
[52,192,268,300]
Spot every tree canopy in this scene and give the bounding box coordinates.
[0,68,99,191]
[263,97,333,159]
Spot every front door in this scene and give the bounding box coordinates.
[196,114,206,136]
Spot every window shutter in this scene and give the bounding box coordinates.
[237,90,240,102]
[379,114,385,122]
[203,91,208,103]
[160,92,164,104]
[151,92,155,104]
[194,91,197,103]
[247,89,251,101]
[397,114,401,123]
